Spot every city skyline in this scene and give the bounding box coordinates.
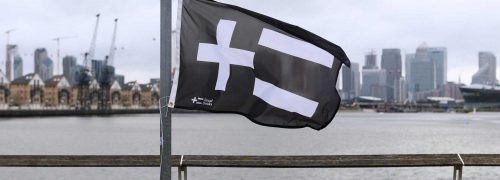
[1,0,500,84]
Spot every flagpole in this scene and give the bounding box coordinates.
[160,0,172,179]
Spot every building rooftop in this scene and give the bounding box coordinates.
[11,73,36,85]
[45,75,66,87]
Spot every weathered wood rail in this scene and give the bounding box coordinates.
[1,154,500,180]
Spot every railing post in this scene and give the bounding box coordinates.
[178,166,182,180]
[184,167,188,180]
[457,166,462,180]
[453,166,457,180]
[177,166,187,180]
[453,166,463,180]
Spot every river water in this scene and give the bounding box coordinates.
[1,112,500,180]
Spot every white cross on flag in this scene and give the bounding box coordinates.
[169,0,350,130]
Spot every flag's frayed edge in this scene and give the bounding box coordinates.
[168,0,184,107]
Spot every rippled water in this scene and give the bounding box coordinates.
[1,112,500,179]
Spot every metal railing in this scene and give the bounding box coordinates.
[1,154,500,180]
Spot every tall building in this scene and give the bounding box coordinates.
[13,55,23,79]
[361,51,387,99]
[381,49,402,102]
[472,52,497,85]
[428,47,447,87]
[342,63,360,100]
[405,53,415,99]
[361,69,387,99]
[91,60,104,82]
[63,56,77,85]
[74,65,86,85]
[34,48,48,74]
[40,58,54,81]
[363,51,378,69]
[394,77,406,103]
[5,44,18,80]
[408,43,446,93]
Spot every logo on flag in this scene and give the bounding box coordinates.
[169,0,350,130]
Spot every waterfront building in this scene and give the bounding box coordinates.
[0,71,10,107]
[361,69,387,99]
[472,52,497,85]
[13,55,23,79]
[110,80,122,108]
[442,82,464,100]
[89,79,101,110]
[62,56,78,85]
[139,83,160,107]
[34,48,48,75]
[381,49,402,102]
[9,73,44,107]
[122,81,141,107]
[342,63,360,100]
[40,58,54,81]
[44,75,71,107]
[414,89,441,102]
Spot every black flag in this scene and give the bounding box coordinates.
[169,0,350,130]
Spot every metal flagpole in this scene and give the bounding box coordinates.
[160,0,172,179]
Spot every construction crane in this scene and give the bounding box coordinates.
[107,18,118,66]
[85,13,100,69]
[53,36,77,75]
[77,14,100,111]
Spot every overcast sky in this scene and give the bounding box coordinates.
[1,0,499,84]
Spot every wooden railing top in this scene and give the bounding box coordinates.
[0,154,499,168]
[0,155,173,167]
[461,154,500,166]
[181,154,462,168]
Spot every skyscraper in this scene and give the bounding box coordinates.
[408,43,443,92]
[361,51,387,99]
[394,77,406,103]
[381,48,402,102]
[34,48,48,74]
[342,63,360,100]
[405,53,415,91]
[472,52,497,85]
[40,58,54,81]
[361,69,387,99]
[363,51,378,69]
[63,56,77,85]
[5,45,18,80]
[91,60,104,82]
[13,55,23,79]
[428,47,447,87]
